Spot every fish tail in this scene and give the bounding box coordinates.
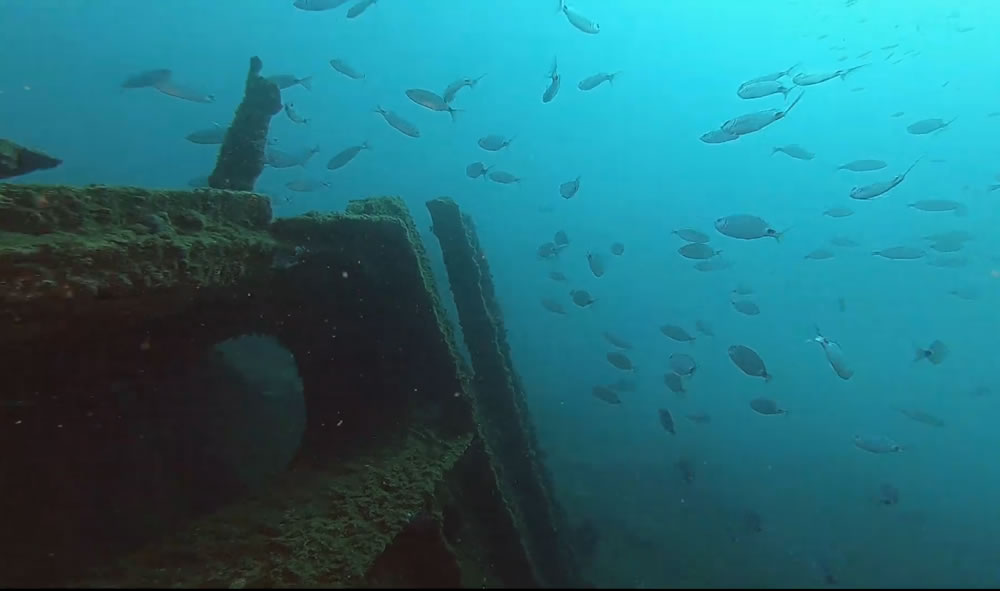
[300,76,313,91]
[990,184,1000,191]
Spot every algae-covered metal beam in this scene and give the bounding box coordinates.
[208,56,282,191]
[426,196,582,587]
[0,184,544,587]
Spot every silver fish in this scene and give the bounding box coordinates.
[740,63,798,86]
[478,134,515,151]
[592,385,621,404]
[792,64,868,86]
[673,228,710,243]
[606,351,635,371]
[560,0,600,34]
[660,324,695,343]
[737,80,793,99]
[837,159,887,172]
[849,156,922,200]
[153,80,215,103]
[375,105,420,138]
[731,299,760,316]
[603,331,632,350]
[405,88,460,121]
[329,59,365,80]
[121,68,172,89]
[560,176,581,199]
[678,243,721,260]
[587,252,605,277]
[913,339,948,364]
[714,214,785,241]
[668,353,697,377]
[893,406,945,427]
[906,116,958,135]
[326,142,370,170]
[285,178,330,192]
[823,207,854,218]
[488,170,520,184]
[699,129,740,144]
[442,74,486,103]
[658,409,676,435]
[465,161,492,180]
[266,145,320,168]
[346,0,376,18]
[853,434,903,454]
[721,92,804,136]
[294,0,349,11]
[772,144,815,160]
[749,397,785,415]
[664,373,686,395]
[184,123,227,145]
[872,246,924,260]
[284,102,310,124]
[266,74,312,91]
[578,71,621,91]
[907,199,966,215]
[542,57,561,103]
[728,345,771,381]
[809,326,853,380]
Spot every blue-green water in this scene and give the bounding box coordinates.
[4,0,1000,587]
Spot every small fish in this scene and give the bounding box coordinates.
[488,170,520,184]
[913,339,948,364]
[740,63,799,86]
[929,240,963,253]
[375,105,420,138]
[548,270,568,282]
[728,345,771,381]
[809,326,853,380]
[184,123,227,145]
[478,134,515,151]
[587,252,605,277]
[285,178,330,192]
[949,286,979,301]
[606,351,635,371]
[837,159,887,172]
[823,207,854,218]
[554,230,570,247]
[791,64,868,86]
[737,80,793,99]
[685,411,711,424]
[673,228,711,243]
[560,176,581,199]
[603,331,632,350]
[715,214,786,241]
[805,248,835,260]
[890,111,905,118]
[610,242,625,256]
[878,483,900,505]
[294,0,349,11]
[829,236,859,247]
[927,255,968,268]
[542,57,561,103]
[405,89,461,121]
[678,243,721,260]
[908,199,966,215]
[442,74,487,103]
[592,385,621,404]
[694,258,734,272]
[695,319,714,337]
[560,0,600,34]
[872,246,924,260]
[675,458,696,483]
[700,129,740,144]
[465,161,492,180]
[570,289,597,308]
[749,397,786,415]
[906,116,958,135]
[284,102,310,124]
[731,299,760,316]
[578,71,621,91]
[721,92,805,136]
[849,156,922,200]
[658,409,676,435]
[669,353,697,377]
[121,68,172,89]
[153,80,215,103]
[266,145,320,168]
[772,144,815,160]
[664,372,686,395]
[329,58,365,80]
[346,0,376,18]
[537,242,564,259]
[893,406,945,427]
[541,298,567,315]
[732,282,754,296]
[853,434,903,454]
[326,142,370,170]
[924,230,972,243]
[660,324,695,343]
[266,74,313,91]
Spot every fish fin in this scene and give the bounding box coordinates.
[448,108,464,123]
[299,76,313,91]
[361,140,371,150]
[609,71,624,84]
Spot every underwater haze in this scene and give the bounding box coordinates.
[5,0,1000,587]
